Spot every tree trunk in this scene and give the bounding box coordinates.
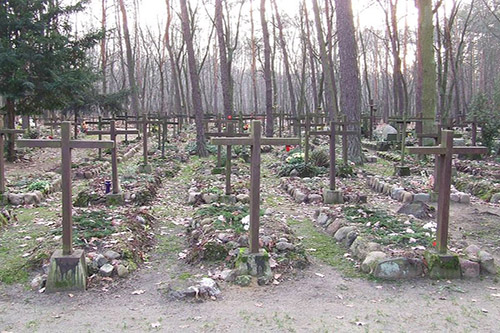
[118,0,140,116]
[260,0,274,137]
[312,0,337,121]
[335,0,363,164]
[272,0,297,119]
[179,0,207,156]
[250,0,259,113]
[416,0,437,136]
[215,0,233,117]
[6,98,16,162]
[164,0,183,118]
[101,0,108,96]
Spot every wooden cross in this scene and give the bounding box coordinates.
[85,116,111,160]
[128,114,161,166]
[17,122,114,255]
[0,128,25,194]
[206,120,247,195]
[407,130,488,253]
[159,116,179,158]
[310,121,341,191]
[361,99,377,140]
[462,117,482,146]
[337,115,361,165]
[87,121,139,194]
[211,120,299,253]
[301,114,327,163]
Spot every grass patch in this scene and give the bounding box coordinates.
[195,204,250,234]
[343,205,433,247]
[288,218,362,277]
[0,206,58,284]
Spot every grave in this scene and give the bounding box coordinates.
[407,130,487,279]
[128,114,161,173]
[17,121,114,291]
[206,120,248,196]
[310,121,359,204]
[211,120,299,276]
[87,120,139,204]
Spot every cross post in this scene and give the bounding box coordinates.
[206,119,247,194]
[17,122,114,255]
[0,129,25,194]
[211,120,299,253]
[407,130,487,253]
[87,121,138,194]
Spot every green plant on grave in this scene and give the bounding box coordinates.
[309,148,329,168]
[27,180,51,194]
[278,162,326,178]
[343,205,434,247]
[195,204,249,234]
[71,211,116,246]
[23,128,40,139]
[336,162,355,178]
[186,141,217,155]
[203,186,223,195]
[469,92,500,153]
[285,152,305,164]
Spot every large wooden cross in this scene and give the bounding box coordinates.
[87,121,139,194]
[17,122,114,255]
[407,130,488,253]
[0,128,25,194]
[211,120,299,253]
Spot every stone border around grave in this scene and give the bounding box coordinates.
[75,161,111,179]
[278,177,367,205]
[366,176,471,205]
[312,208,496,280]
[6,172,62,206]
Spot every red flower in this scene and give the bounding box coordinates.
[286,145,291,152]
[227,115,232,120]
[432,241,437,247]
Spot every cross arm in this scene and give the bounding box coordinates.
[86,130,110,135]
[309,130,330,136]
[261,138,300,146]
[0,129,25,135]
[116,129,139,135]
[69,140,114,149]
[210,137,253,146]
[17,139,62,148]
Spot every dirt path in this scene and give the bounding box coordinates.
[1,152,500,332]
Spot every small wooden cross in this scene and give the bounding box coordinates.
[128,114,161,166]
[0,128,25,194]
[361,99,377,140]
[87,121,139,194]
[211,120,299,253]
[336,115,361,165]
[17,122,114,255]
[407,130,488,253]
[206,120,247,195]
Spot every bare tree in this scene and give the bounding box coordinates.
[118,0,140,115]
[179,0,207,156]
[260,0,274,136]
[335,0,363,164]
